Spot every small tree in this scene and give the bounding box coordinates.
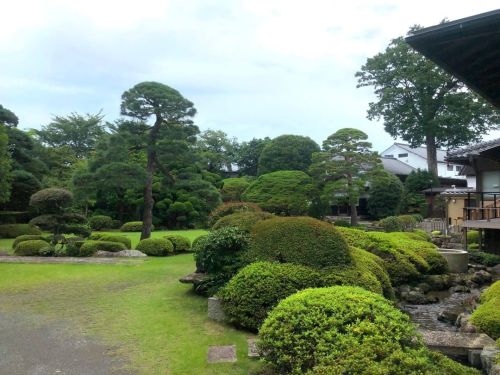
[368,171,404,219]
[401,169,439,216]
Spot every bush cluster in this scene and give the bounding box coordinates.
[120,221,154,232]
[248,216,351,269]
[164,235,191,252]
[136,238,173,256]
[12,235,48,249]
[212,211,274,232]
[208,202,262,227]
[79,240,127,256]
[378,215,418,232]
[88,215,113,230]
[220,177,250,202]
[14,240,53,256]
[471,281,500,339]
[98,235,131,249]
[0,224,42,238]
[468,250,500,267]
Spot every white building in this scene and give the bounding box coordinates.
[380,143,465,180]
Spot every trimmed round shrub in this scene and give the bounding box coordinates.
[12,234,48,249]
[212,211,274,232]
[258,286,417,374]
[208,202,262,227]
[398,215,418,231]
[220,177,250,202]
[0,224,41,238]
[14,240,53,256]
[220,262,320,331]
[136,238,173,256]
[249,217,351,269]
[88,215,113,230]
[467,230,480,244]
[99,235,132,249]
[164,235,191,252]
[471,281,500,339]
[120,221,154,232]
[29,188,73,212]
[379,216,403,232]
[79,240,127,256]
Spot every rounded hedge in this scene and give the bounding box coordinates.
[220,262,320,331]
[12,235,48,249]
[164,235,191,252]
[79,240,127,256]
[88,215,113,230]
[212,211,274,232]
[29,188,73,212]
[467,230,480,244]
[0,224,42,238]
[258,286,417,374]
[249,217,351,269]
[471,281,500,339]
[136,238,173,256]
[208,202,262,227]
[14,240,53,256]
[120,221,154,232]
[99,235,132,249]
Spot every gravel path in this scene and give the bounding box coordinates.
[0,312,135,375]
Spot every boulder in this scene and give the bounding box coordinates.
[481,345,500,375]
[94,250,115,257]
[419,329,495,358]
[116,250,147,257]
[471,270,492,285]
[449,285,471,293]
[438,306,464,325]
[208,296,226,322]
[456,313,477,333]
[424,274,451,291]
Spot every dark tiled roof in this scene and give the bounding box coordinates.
[447,138,500,159]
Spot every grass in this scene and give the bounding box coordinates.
[0,230,263,375]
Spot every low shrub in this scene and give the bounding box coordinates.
[12,235,48,249]
[65,237,85,257]
[378,216,403,232]
[212,211,274,232]
[14,240,52,256]
[412,213,424,223]
[120,221,154,232]
[88,215,113,230]
[467,230,480,244]
[89,233,105,240]
[136,238,173,256]
[333,219,351,227]
[164,235,191,252]
[471,281,500,339]
[398,215,418,231]
[249,217,351,269]
[469,250,500,266]
[258,286,417,374]
[99,235,132,249]
[431,230,442,236]
[208,202,262,227]
[110,219,122,229]
[405,229,431,242]
[0,224,42,238]
[79,240,127,256]
[468,243,480,250]
[220,262,320,331]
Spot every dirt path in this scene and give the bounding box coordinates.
[0,312,135,375]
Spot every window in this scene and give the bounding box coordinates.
[398,153,408,158]
[447,165,453,171]
[384,154,394,158]
[456,165,461,172]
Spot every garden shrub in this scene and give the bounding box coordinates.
[89,233,105,240]
[258,286,417,374]
[88,215,113,230]
[398,214,418,231]
[110,219,122,229]
[99,235,132,249]
[212,211,274,232]
[469,250,500,267]
[333,219,351,227]
[378,215,403,232]
[249,216,351,269]
[220,177,250,202]
[471,281,500,339]
[65,237,85,257]
[79,240,127,256]
[0,224,41,238]
[220,262,320,331]
[208,202,262,227]
[468,243,479,250]
[412,213,424,223]
[14,240,53,256]
[12,234,48,249]
[164,235,191,252]
[136,238,173,256]
[403,229,430,242]
[467,230,480,244]
[120,221,154,232]
[431,230,442,236]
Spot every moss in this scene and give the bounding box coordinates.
[471,281,500,339]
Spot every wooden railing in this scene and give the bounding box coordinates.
[464,191,500,221]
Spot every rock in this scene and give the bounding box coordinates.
[116,250,147,257]
[424,274,451,291]
[481,345,500,374]
[469,264,487,271]
[438,306,464,324]
[419,329,495,358]
[247,338,259,358]
[465,280,480,289]
[449,273,468,286]
[471,270,492,285]
[457,313,477,333]
[398,285,411,294]
[208,296,227,322]
[425,295,439,303]
[179,272,208,284]
[404,290,427,304]
[489,264,500,276]
[449,285,471,293]
[94,251,116,257]
[417,282,431,293]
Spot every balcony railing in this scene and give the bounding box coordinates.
[463,191,500,221]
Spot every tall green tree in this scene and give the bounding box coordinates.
[0,104,18,127]
[309,128,380,226]
[258,135,320,175]
[367,170,404,219]
[121,82,197,239]
[0,125,11,203]
[196,129,238,174]
[236,137,271,176]
[356,31,499,176]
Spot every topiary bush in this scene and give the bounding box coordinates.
[220,177,250,202]
[14,240,53,256]
[208,202,262,227]
[79,240,127,256]
[12,234,48,249]
[0,224,41,238]
[467,230,480,244]
[258,286,417,374]
[120,221,154,232]
[471,281,500,339]
[378,215,403,232]
[212,211,274,232]
[88,215,113,230]
[164,235,191,252]
[249,217,351,269]
[99,235,132,249]
[219,262,320,331]
[136,238,173,256]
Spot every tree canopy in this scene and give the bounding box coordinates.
[367,170,404,219]
[0,104,19,127]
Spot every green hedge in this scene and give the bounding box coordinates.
[249,217,351,269]
[208,202,262,227]
[471,281,500,339]
[220,262,320,331]
[164,235,191,252]
[0,224,42,238]
[88,215,113,230]
[469,250,500,266]
[12,235,49,249]
[14,240,52,256]
[79,240,127,256]
[136,238,173,256]
[99,235,132,249]
[467,230,480,244]
[212,211,274,232]
[120,221,154,232]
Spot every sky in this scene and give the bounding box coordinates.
[1,0,499,152]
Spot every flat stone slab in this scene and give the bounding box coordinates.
[419,329,495,357]
[208,297,227,322]
[95,250,147,258]
[207,345,237,363]
[247,338,259,358]
[179,272,208,284]
[0,256,144,265]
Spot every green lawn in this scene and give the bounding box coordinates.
[0,230,263,375]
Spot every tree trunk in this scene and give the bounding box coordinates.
[350,202,358,227]
[425,135,439,177]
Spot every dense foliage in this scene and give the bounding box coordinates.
[471,281,500,339]
[14,239,52,256]
[212,211,274,232]
[120,221,153,232]
[208,202,262,227]
[135,238,174,256]
[0,224,41,238]
[79,240,127,256]
[220,178,250,202]
[164,234,191,252]
[88,215,113,230]
[367,171,403,219]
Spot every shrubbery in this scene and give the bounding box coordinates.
[164,235,191,252]
[249,216,351,269]
[212,211,274,232]
[471,281,500,339]
[136,238,173,256]
[220,177,250,202]
[208,202,262,227]
[378,216,402,232]
[220,262,320,331]
[0,224,41,238]
[98,235,131,249]
[468,250,500,266]
[14,240,53,256]
[79,240,127,256]
[120,221,154,232]
[467,230,479,244]
[88,215,113,230]
[12,234,48,249]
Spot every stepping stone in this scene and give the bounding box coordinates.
[419,329,495,357]
[207,345,237,363]
[247,338,259,358]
